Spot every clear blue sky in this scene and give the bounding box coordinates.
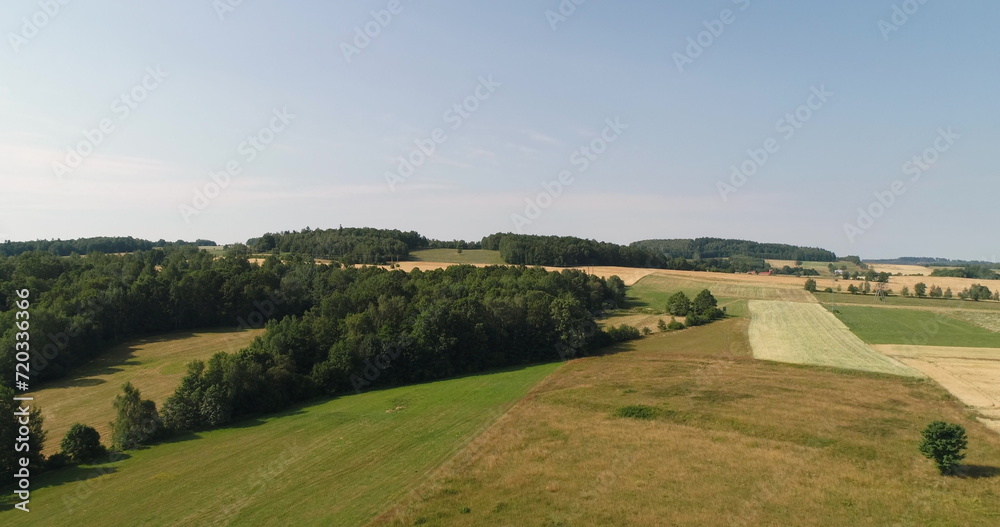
[2,1,998,260]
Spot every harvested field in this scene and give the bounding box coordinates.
[875,344,1000,432]
[950,310,1000,333]
[747,300,920,377]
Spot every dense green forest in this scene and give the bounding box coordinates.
[631,238,837,262]
[0,247,319,386]
[482,233,669,268]
[159,265,627,431]
[247,227,426,264]
[0,237,213,257]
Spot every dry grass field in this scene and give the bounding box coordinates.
[875,344,1000,433]
[747,301,920,377]
[372,319,1000,527]
[32,329,263,453]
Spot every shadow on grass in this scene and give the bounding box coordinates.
[0,453,133,512]
[957,465,1000,479]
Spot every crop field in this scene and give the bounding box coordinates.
[374,319,1000,527]
[828,305,1000,348]
[747,301,919,377]
[874,345,1000,433]
[32,329,263,454]
[407,248,506,265]
[1,363,559,526]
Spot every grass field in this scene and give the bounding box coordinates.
[374,319,1000,527]
[408,249,505,265]
[748,301,919,377]
[828,305,1000,348]
[815,291,1000,312]
[32,329,263,454]
[1,363,559,526]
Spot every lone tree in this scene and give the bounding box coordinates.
[919,421,968,475]
[914,282,927,298]
[804,278,817,292]
[61,424,106,463]
[111,382,163,451]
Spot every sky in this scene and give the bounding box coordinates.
[1,0,998,261]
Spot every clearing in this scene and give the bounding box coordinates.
[747,300,919,377]
[32,329,263,454]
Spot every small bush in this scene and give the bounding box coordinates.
[667,320,685,331]
[657,319,668,332]
[641,326,652,336]
[919,421,968,475]
[61,423,106,463]
[614,404,659,420]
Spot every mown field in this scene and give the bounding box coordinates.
[374,319,1000,527]
[828,305,1000,348]
[407,249,505,265]
[627,274,812,315]
[1,363,559,526]
[32,329,263,454]
[747,300,919,377]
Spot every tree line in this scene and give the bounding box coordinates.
[0,237,213,258]
[631,238,837,262]
[248,227,426,264]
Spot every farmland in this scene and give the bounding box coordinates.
[875,345,1000,433]
[1,363,559,526]
[828,305,1000,348]
[373,319,1000,527]
[32,329,263,454]
[747,300,919,377]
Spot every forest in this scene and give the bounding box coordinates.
[158,265,628,432]
[247,227,426,264]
